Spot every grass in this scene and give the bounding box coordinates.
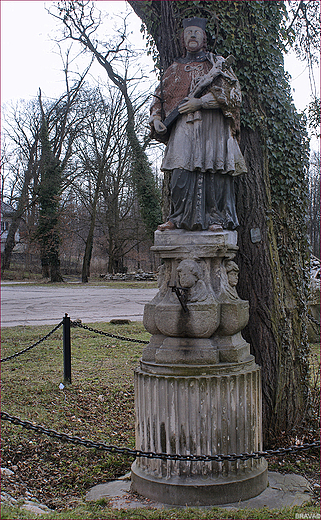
[1,270,158,289]
[1,277,158,289]
[1,268,44,281]
[1,323,320,519]
[1,503,320,520]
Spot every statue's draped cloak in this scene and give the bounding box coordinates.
[150,54,247,231]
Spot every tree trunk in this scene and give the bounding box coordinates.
[122,93,162,236]
[81,201,98,283]
[49,245,64,283]
[107,234,115,274]
[236,125,281,439]
[37,96,64,283]
[2,220,19,271]
[129,0,311,445]
[1,140,38,272]
[41,254,50,279]
[81,238,92,283]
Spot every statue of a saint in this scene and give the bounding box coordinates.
[150,17,247,232]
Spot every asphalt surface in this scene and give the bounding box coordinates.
[1,283,158,327]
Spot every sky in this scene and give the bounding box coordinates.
[1,1,153,103]
[1,1,319,147]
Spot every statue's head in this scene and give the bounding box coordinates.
[225,260,239,288]
[177,259,201,288]
[182,17,207,54]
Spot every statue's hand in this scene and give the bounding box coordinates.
[153,119,167,135]
[178,97,202,114]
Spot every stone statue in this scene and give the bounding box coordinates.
[134,18,267,501]
[150,17,247,232]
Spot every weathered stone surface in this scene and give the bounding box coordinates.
[132,357,267,505]
[86,471,313,510]
[213,332,252,363]
[144,230,251,363]
[154,337,219,364]
[1,467,14,476]
[86,481,131,502]
[153,229,238,248]
[134,229,267,505]
[131,462,268,506]
[1,491,53,515]
[217,301,249,336]
[144,230,247,342]
[155,301,220,338]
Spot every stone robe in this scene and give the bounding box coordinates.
[150,53,247,231]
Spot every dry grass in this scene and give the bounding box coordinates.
[1,323,319,519]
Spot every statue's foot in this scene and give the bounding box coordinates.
[157,221,176,231]
[208,224,224,232]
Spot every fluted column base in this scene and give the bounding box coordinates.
[131,358,268,505]
[131,459,268,506]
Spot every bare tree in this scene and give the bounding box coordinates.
[49,1,162,236]
[1,100,41,271]
[72,86,128,281]
[1,54,91,279]
[69,83,151,278]
[35,59,92,281]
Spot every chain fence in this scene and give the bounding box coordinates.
[2,315,319,466]
[3,314,317,364]
[0,321,64,362]
[70,321,149,344]
[1,411,320,462]
[1,317,150,364]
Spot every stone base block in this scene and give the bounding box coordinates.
[214,332,252,363]
[131,459,268,506]
[151,337,219,364]
[132,358,267,505]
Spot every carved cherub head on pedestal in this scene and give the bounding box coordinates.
[224,260,240,300]
[177,259,201,288]
[177,259,210,303]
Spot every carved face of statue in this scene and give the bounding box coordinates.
[227,269,239,288]
[177,260,199,288]
[183,26,204,53]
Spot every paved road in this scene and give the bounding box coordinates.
[1,284,158,327]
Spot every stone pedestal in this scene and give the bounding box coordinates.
[131,230,268,505]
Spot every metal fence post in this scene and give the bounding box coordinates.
[63,313,71,384]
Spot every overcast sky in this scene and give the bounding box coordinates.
[1,1,153,103]
[1,0,319,145]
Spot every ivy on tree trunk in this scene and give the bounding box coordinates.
[128,0,311,445]
[37,94,64,283]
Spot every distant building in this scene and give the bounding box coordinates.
[1,202,20,253]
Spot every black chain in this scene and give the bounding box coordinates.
[71,321,149,345]
[1,321,64,362]
[1,411,320,462]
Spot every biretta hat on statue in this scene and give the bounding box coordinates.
[183,17,206,31]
